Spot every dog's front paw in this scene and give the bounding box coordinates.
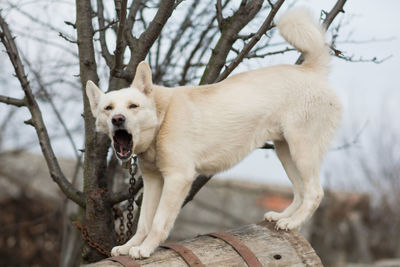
[129,245,153,259]
[264,211,284,222]
[275,217,301,230]
[111,245,131,256]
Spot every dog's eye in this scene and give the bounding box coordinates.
[105,105,113,111]
[129,103,138,109]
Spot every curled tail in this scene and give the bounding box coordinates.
[277,8,330,72]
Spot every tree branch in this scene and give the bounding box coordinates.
[0,13,85,207]
[122,0,176,82]
[24,59,81,160]
[322,0,347,29]
[153,0,200,83]
[0,95,25,107]
[216,0,285,82]
[126,0,143,34]
[216,0,223,30]
[93,20,118,34]
[244,47,295,59]
[200,0,264,85]
[260,142,275,149]
[335,52,392,64]
[110,177,143,205]
[11,28,78,57]
[96,0,114,67]
[59,32,78,44]
[183,175,212,207]
[111,0,128,77]
[179,1,222,85]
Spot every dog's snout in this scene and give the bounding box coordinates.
[112,114,126,126]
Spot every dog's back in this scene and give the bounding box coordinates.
[158,9,341,175]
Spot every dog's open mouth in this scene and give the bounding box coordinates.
[113,129,133,160]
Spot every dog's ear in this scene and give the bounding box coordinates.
[86,80,104,117]
[131,61,153,95]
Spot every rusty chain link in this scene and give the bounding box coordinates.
[73,221,111,257]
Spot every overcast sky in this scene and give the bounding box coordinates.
[1,0,399,190]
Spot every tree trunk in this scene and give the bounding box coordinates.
[75,0,116,261]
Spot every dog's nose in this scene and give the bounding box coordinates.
[112,114,126,126]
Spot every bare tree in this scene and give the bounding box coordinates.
[0,0,354,263]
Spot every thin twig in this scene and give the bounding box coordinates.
[59,32,78,44]
[245,47,295,59]
[8,2,75,41]
[93,20,117,34]
[339,36,396,45]
[96,0,114,67]
[216,0,285,82]
[12,29,78,57]
[333,121,369,152]
[153,0,199,83]
[64,20,76,29]
[24,58,81,160]
[336,53,392,64]
[179,0,224,85]
[0,13,85,207]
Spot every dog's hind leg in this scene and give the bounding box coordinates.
[275,135,324,230]
[128,170,195,259]
[111,168,163,256]
[264,139,304,222]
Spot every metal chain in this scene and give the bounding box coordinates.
[73,221,111,257]
[113,155,139,244]
[126,155,138,239]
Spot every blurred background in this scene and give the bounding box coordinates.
[0,0,399,266]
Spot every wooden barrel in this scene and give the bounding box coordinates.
[86,221,322,267]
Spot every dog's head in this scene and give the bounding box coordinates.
[85,61,158,161]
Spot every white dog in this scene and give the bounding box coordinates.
[86,8,342,259]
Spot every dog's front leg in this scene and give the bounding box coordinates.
[128,173,193,259]
[111,169,163,256]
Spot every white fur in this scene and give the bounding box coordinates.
[86,8,342,259]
